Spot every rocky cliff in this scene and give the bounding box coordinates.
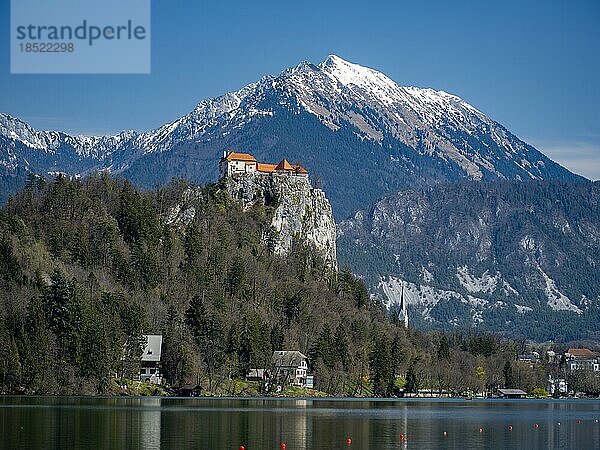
[225,173,337,270]
[337,180,600,340]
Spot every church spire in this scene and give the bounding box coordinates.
[400,281,409,329]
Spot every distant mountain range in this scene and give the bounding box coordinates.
[338,180,600,341]
[0,55,584,216]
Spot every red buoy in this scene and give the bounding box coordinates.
[280,444,286,449]
[400,434,405,440]
[346,437,352,444]
[239,446,245,450]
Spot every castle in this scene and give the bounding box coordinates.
[219,149,338,271]
[219,151,309,179]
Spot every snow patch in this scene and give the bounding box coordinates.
[537,267,581,314]
[515,304,533,314]
[379,276,488,325]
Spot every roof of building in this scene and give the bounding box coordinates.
[518,354,538,362]
[257,163,278,173]
[141,334,163,362]
[223,152,309,174]
[567,348,597,357]
[275,159,295,171]
[272,350,307,368]
[498,389,527,395]
[224,152,257,162]
[293,164,309,174]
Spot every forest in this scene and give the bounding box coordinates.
[0,173,594,396]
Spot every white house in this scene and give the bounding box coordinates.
[564,348,600,372]
[272,350,310,387]
[140,334,163,384]
[548,375,568,396]
[219,151,258,177]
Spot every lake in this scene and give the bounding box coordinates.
[1,396,599,449]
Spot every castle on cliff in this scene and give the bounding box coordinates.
[219,151,309,179]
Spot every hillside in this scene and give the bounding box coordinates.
[338,180,600,341]
[1,174,554,396]
[0,55,583,217]
[0,173,372,394]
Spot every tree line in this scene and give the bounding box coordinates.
[0,173,563,396]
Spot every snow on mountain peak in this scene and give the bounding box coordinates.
[315,55,483,120]
[0,112,49,150]
[319,54,399,98]
[0,55,578,188]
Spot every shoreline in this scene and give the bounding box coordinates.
[2,393,599,402]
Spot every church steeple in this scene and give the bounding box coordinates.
[399,281,409,329]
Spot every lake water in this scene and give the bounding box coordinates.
[1,396,600,449]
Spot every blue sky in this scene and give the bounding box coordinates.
[1,0,599,179]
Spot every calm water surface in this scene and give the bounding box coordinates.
[1,396,600,449]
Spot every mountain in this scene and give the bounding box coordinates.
[0,55,584,216]
[337,180,600,341]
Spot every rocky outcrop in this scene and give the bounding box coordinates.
[225,173,337,270]
[337,180,600,340]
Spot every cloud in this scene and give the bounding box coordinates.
[527,139,600,181]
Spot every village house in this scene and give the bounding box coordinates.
[139,334,163,384]
[564,348,600,372]
[272,351,313,388]
[548,375,568,396]
[546,350,557,364]
[518,352,540,367]
[497,388,527,399]
[219,151,309,179]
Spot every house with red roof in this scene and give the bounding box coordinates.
[220,151,309,178]
[564,348,600,372]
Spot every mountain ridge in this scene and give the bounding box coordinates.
[0,55,585,215]
[337,179,600,340]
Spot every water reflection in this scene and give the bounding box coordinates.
[141,397,161,450]
[1,397,600,449]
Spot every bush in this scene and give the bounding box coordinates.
[531,387,549,398]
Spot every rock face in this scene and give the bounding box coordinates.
[225,173,337,270]
[337,180,600,341]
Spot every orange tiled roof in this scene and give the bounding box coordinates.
[275,159,295,171]
[257,163,277,173]
[567,348,597,357]
[224,152,256,162]
[293,164,309,174]
[224,152,309,174]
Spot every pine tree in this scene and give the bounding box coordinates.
[438,335,451,362]
[405,362,419,394]
[503,361,514,389]
[370,334,394,397]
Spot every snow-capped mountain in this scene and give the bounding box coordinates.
[0,55,583,213]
